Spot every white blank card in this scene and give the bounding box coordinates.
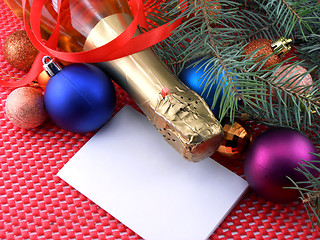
[58,105,248,240]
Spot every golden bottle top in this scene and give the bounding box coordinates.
[84,14,224,161]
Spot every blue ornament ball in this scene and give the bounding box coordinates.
[179,59,233,117]
[44,63,116,133]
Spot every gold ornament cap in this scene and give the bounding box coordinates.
[271,37,292,58]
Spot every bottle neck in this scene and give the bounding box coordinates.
[5,0,133,52]
[68,0,132,38]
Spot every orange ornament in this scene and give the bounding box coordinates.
[212,121,252,160]
[37,70,50,90]
[243,38,292,69]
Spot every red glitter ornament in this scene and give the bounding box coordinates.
[5,87,47,129]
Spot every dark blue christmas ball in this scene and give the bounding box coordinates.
[179,58,233,117]
[44,63,116,133]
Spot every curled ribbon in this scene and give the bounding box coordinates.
[1,0,184,87]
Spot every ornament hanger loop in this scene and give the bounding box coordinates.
[42,56,53,65]
[42,56,62,77]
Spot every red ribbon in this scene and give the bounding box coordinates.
[1,0,183,87]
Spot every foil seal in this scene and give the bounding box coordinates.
[84,14,223,161]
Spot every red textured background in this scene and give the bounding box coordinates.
[0,0,319,239]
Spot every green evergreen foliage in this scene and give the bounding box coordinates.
[146,0,320,228]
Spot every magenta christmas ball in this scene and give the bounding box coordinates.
[244,128,319,202]
[44,63,116,133]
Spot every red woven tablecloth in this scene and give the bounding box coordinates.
[0,1,319,239]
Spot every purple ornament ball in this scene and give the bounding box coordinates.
[244,128,319,202]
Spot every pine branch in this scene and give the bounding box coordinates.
[255,0,318,39]
[296,34,320,77]
[280,0,302,21]
[287,157,320,229]
[196,0,241,120]
[150,0,320,124]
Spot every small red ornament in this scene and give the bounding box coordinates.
[243,37,292,69]
[3,30,39,71]
[5,87,47,129]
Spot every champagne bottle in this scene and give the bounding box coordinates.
[5,0,223,161]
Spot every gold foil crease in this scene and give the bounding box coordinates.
[84,14,223,161]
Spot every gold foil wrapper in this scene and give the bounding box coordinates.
[84,14,223,161]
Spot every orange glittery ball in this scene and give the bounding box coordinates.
[37,70,51,90]
[243,39,281,69]
[3,30,39,71]
[5,87,47,129]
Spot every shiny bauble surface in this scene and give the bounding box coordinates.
[5,87,47,129]
[179,59,232,117]
[3,30,39,71]
[44,64,116,133]
[244,128,319,202]
[243,39,281,70]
